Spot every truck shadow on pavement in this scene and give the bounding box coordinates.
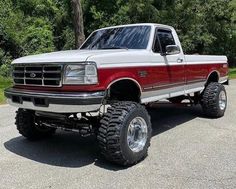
[4,103,203,171]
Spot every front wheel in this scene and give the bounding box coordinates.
[201,82,227,118]
[16,109,56,140]
[97,102,152,166]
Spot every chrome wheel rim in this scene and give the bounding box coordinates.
[219,91,227,110]
[127,117,148,153]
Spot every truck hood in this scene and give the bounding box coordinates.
[12,49,129,64]
[12,49,152,68]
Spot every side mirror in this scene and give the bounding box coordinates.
[165,45,181,55]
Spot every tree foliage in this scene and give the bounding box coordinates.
[0,0,235,71]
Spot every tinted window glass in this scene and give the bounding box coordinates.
[80,26,151,50]
[157,29,175,52]
[153,30,161,53]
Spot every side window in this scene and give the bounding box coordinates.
[157,29,175,52]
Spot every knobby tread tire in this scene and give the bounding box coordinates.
[15,109,55,140]
[97,101,152,166]
[201,82,227,118]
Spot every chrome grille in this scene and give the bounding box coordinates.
[13,64,63,87]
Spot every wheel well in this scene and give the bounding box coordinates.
[107,79,141,102]
[206,71,219,85]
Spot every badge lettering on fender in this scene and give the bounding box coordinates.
[138,71,148,78]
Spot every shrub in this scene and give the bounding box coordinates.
[0,64,12,78]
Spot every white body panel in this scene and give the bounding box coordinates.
[185,55,227,65]
[12,50,227,69]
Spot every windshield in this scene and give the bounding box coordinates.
[80,26,151,50]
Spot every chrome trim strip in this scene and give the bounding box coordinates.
[143,86,153,90]
[141,85,185,103]
[5,88,105,99]
[12,62,87,65]
[185,86,204,94]
[5,88,105,113]
[141,81,205,104]
[144,79,206,91]
[144,81,186,90]
[219,76,229,83]
[185,81,205,91]
[187,79,206,84]
[99,62,227,68]
[7,99,101,113]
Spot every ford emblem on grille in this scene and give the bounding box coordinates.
[13,65,62,87]
[30,73,36,78]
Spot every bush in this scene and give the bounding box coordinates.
[0,49,12,78]
[0,76,12,104]
[0,64,12,78]
[20,18,55,55]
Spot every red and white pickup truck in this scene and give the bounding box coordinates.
[5,23,229,166]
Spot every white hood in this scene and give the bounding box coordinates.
[12,49,152,68]
[12,49,129,64]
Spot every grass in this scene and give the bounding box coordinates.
[229,68,236,79]
[0,77,12,104]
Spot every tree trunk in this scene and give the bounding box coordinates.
[71,0,85,48]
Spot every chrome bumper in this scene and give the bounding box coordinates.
[4,88,105,113]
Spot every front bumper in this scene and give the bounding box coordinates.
[4,88,105,113]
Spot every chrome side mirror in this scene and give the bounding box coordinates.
[165,45,181,55]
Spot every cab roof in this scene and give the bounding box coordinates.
[95,23,174,31]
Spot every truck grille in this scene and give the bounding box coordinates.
[13,64,63,87]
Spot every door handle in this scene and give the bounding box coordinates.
[177,58,184,63]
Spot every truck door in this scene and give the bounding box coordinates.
[157,29,186,92]
[152,28,186,97]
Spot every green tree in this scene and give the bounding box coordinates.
[0,0,235,71]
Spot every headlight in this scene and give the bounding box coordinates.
[64,63,98,84]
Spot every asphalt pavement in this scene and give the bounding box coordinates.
[0,81,235,189]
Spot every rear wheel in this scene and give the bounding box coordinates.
[201,82,227,118]
[97,101,152,166]
[16,109,56,140]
